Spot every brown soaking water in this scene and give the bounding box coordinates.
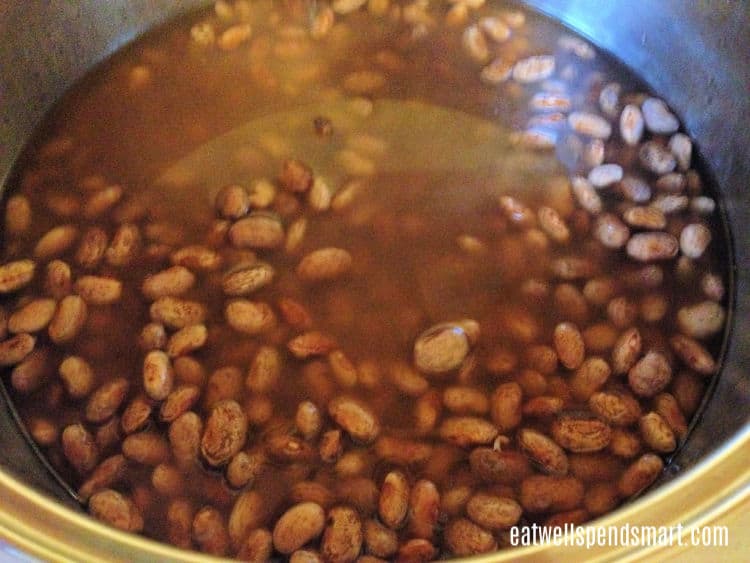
[0,0,730,558]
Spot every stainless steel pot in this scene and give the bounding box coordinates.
[0,1,748,561]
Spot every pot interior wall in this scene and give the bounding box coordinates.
[0,0,748,510]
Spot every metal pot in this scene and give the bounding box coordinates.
[0,1,748,561]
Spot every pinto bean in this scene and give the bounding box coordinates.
[122,431,170,465]
[520,475,584,513]
[85,378,129,423]
[142,266,196,300]
[444,518,496,556]
[551,416,612,453]
[89,489,143,533]
[10,348,48,393]
[62,423,99,474]
[169,412,203,468]
[120,395,153,435]
[321,506,363,563]
[628,351,672,397]
[364,519,398,559]
[165,499,194,550]
[439,417,498,448]
[639,412,676,453]
[469,448,531,484]
[466,493,522,530]
[611,327,642,375]
[490,382,522,432]
[374,436,432,466]
[74,276,123,305]
[143,350,174,401]
[670,334,716,375]
[414,320,478,375]
[193,506,230,556]
[518,428,568,476]
[553,322,585,370]
[618,454,664,497]
[201,400,248,466]
[328,396,380,443]
[407,480,440,540]
[150,297,207,329]
[379,471,410,530]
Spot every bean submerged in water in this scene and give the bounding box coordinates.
[0,0,730,560]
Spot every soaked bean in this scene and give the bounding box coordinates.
[639,141,676,174]
[143,350,174,400]
[321,506,363,563]
[445,518,496,556]
[669,133,692,171]
[520,475,584,513]
[551,416,612,452]
[518,428,568,476]
[439,417,498,448]
[229,212,285,250]
[469,447,531,484]
[106,224,141,266]
[201,400,248,466]
[59,356,96,399]
[8,298,56,334]
[193,506,230,556]
[588,164,623,188]
[462,25,490,62]
[273,502,326,554]
[297,247,353,282]
[85,378,129,423]
[619,104,644,145]
[679,223,711,259]
[628,350,672,397]
[553,322,585,370]
[89,489,143,533]
[62,423,99,474]
[568,112,611,140]
[34,225,78,260]
[571,176,602,214]
[599,82,621,117]
[122,431,170,466]
[169,412,203,469]
[537,206,570,244]
[670,335,716,376]
[466,493,522,530]
[593,213,630,248]
[329,396,380,443]
[171,245,223,271]
[512,55,555,83]
[677,300,725,340]
[75,276,123,305]
[142,266,196,300]
[44,260,72,299]
[166,324,207,357]
[642,97,679,135]
[0,260,36,294]
[364,519,398,559]
[28,417,59,446]
[289,331,337,359]
[639,412,676,453]
[379,470,409,530]
[626,232,679,262]
[413,320,477,374]
[407,480,440,540]
[589,390,641,427]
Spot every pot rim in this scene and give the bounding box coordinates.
[0,423,747,562]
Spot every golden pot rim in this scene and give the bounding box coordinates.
[0,423,747,562]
